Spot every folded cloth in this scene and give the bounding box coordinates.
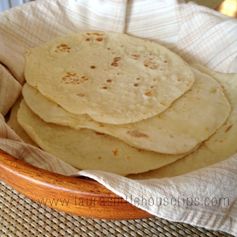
[0,65,21,115]
[0,0,237,235]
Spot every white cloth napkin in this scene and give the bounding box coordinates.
[0,0,237,235]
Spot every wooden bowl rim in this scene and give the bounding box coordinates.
[0,150,151,219]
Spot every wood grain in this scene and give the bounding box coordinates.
[0,150,151,219]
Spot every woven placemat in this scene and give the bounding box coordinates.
[0,181,233,237]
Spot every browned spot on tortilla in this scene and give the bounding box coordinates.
[62,72,88,85]
[97,156,102,160]
[127,130,148,138]
[111,62,118,67]
[90,65,96,69]
[144,91,153,96]
[76,93,85,97]
[144,58,159,69]
[133,83,139,87]
[107,47,111,50]
[98,123,104,127]
[106,79,112,83]
[131,54,140,60]
[85,38,90,41]
[112,148,118,156]
[96,37,103,42]
[102,86,108,89]
[95,132,105,136]
[225,124,233,133]
[55,43,71,53]
[67,72,76,76]
[111,57,121,67]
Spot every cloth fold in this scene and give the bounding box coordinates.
[0,0,237,235]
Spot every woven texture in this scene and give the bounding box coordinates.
[0,181,233,237]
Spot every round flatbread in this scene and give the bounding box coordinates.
[17,101,185,175]
[7,99,36,146]
[25,31,195,124]
[130,66,237,179]
[23,68,230,154]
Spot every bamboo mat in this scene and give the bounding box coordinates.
[0,181,233,237]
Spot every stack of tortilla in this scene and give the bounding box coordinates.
[8,32,237,177]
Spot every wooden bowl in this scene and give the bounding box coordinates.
[0,150,151,219]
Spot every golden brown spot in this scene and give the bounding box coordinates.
[106,79,112,83]
[112,148,118,156]
[111,62,118,67]
[111,57,121,67]
[55,43,71,53]
[136,78,140,81]
[90,65,96,69]
[107,47,111,50]
[164,60,167,63]
[85,38,90,41]
[225,124,233,133]
[150,86,154,89]
[96,37,103,42]
[97,156,102,160]
[98,123,104,127]
[131,54,140,60]
[144,59,159,69]
[144,91,153,96]
[133,83,139,87]
[102,86,108,89]
[127,130,149,138]
[62,72,88,85]
[76,93,85,97]
[95,132,105,136]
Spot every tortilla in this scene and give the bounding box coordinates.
[25,31,195,124]
[129,66,237,179]
[7,99,36,145]
[23,68,230,154]
[17,101,186,175]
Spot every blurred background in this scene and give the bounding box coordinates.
[0,0,32,12]
[0,0,236,17]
